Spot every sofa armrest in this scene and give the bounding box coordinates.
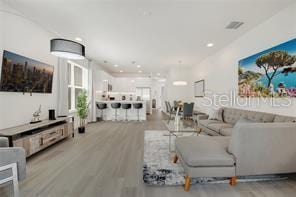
[0,137,9,147]
[229,123,296,176]
[0,147,26,181]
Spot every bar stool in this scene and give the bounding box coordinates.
[96,103,107,121]
[121,103,131,121]
[133,103,143,121]
[111,103,121,121]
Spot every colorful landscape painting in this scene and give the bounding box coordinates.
[238,38,296,97]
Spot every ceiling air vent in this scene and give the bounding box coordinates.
[225,21,244,30]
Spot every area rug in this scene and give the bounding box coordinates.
[143,130,287,186]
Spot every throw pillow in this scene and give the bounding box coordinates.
[228,117,257,154]
[217,108,224,122]
[208,108,223,121]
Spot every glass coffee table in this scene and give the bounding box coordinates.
[164,119,199,152]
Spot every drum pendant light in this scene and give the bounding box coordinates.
[50,39,85,60]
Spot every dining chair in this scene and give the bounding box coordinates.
[183,102,194,119]
[165,101,169,113]
[173,100,179,111]
[167,102,177,122]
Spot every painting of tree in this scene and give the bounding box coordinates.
[238,38,296,98]
[255,51,296,88]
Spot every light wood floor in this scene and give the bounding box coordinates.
[1,110,296,197]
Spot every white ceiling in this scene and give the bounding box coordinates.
[4,0,295,77]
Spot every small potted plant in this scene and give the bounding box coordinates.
[77,90,88,133]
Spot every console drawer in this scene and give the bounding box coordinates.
[42,126,64,140]
[40,127,64,148]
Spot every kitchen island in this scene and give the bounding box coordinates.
[96,100,147,121]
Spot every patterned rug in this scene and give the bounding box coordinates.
[143,130,287,186]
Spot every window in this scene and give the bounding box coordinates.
[68,61,88,111]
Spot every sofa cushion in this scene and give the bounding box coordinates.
[273,115,296,123]
[220,128,233,136]
[198,119,221,127]
[228,118,257,154]
[207,123,233,133]
[222,107,275,124]
[175,136,234,167]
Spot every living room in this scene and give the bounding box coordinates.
[0,0,296,196]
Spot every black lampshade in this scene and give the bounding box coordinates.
[50,38,85,60]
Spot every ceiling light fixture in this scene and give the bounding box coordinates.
[173,60,188,86]
[50,38,85,60]
[114,64,118,67]
[139,70,142,73]
[207,43,214,47]
[137,65,141,68]
[75,37,82,42]
[131,80,135,83]
[157,73,161,76]
[120,70,123,73]
[173,81,188,86]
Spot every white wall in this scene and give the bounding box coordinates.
[113,77,152,92]
[113,78,163,108]
[0,2,58,129]
[94,68,114,99]
[192,3,296,116]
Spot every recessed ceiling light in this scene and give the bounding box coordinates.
[157,73,161,76]
[120,70,123,73]
[75,37,82,42]
[114,64,118,67]
[131,80,135,83]
[139,70,142,73]
[207,43,214,47]
[137,65,141,68]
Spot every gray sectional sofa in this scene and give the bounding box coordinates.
[0,137,26,181]
[198,107,296,136]
[174,107,296,191]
